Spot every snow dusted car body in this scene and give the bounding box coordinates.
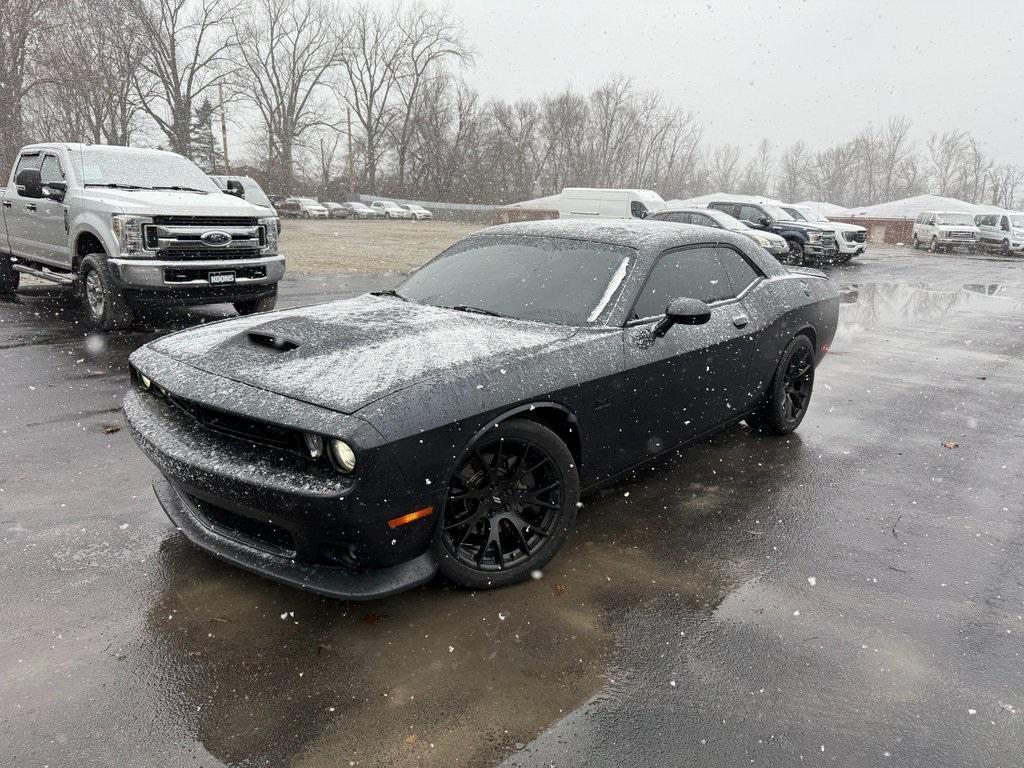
[124,219,839,599]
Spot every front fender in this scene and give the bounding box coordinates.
[71,213,119,262]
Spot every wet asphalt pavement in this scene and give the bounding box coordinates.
[2,249,1023,767]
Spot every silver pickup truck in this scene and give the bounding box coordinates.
[0,143,284,330]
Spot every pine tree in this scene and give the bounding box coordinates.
[191,99,221,172]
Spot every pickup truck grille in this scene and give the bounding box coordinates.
[144,217,265,259]
[843,231,867,243]
[152,215,259,227]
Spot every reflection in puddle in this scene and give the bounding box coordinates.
[833,281,1024,351]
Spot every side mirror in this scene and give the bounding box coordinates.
[42,180,67,202]
[759,216,771,227]
[224,180,245,198]
[653,297,712,337]
[15,168,43,199]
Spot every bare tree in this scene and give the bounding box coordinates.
[987,164,1024,209]
[0,0,58,175]
[776,141,809,202]
[880,116,913,201]
[232,0,342,194]
[707,144,741,191]
[739,139,773,196]
[390,2,471,190]
[926,130,967,197]
[339,1,405,191]
[129,0,238,156]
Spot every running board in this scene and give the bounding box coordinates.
[13,264,77,286]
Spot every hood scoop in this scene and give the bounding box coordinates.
[247,330,300,352]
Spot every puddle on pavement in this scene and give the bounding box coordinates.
[135,427,794,767]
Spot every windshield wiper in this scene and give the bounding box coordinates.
[447,304,508,318]
[151,185,209,194]
[370,288,410,301]
[84,182,149,190]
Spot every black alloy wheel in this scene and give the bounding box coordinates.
[746,335,815,435]
[783,240,805,266]
[435,419,579,589]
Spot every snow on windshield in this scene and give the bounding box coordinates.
[76,147,218,191]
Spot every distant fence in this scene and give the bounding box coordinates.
[832,217,914,245]
[492,208,559,225]
[357,194,498,223]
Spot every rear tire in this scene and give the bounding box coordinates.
[80,254,134,330]
[0,254,19,294]
[234,289,278,316]
[434,419,579,590]
[745,335,816,435]
[912,235,920,250]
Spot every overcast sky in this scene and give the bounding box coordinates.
[431,0,1024,164]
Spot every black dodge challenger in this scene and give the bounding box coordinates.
[124,219,839,599]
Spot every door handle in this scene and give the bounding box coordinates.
[25,203,36,212]
[1,200,10,208]
[732,314,749,328]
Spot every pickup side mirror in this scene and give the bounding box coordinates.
[653,297,712,337]
[15,168,43,199]
[759,216,772,227]
[224,179,245,198]
[42,180,67,202]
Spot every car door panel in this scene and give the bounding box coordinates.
[34,153,69,266]
[7,152,43,259]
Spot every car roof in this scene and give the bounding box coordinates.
[473,219,777,268]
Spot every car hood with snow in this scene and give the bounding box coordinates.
[141,294,577,415]
[77,187,269,218]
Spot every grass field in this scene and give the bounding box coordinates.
[278,218,481,276]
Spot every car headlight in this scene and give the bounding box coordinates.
[258,216,279,255]
[328,439,356,473]
[751,233,771,247]
[807,231,821,242]
[111,214,153,256]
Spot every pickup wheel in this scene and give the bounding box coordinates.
[80,254,134,331]
[0,254,19,294]
[234,289,278,316]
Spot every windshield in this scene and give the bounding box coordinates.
[76,147,217,191]
[704,209,749,230]
[936,212,976,226]
[1012,215,1024,228]
[398,236,634,325]
[762,204,794,221]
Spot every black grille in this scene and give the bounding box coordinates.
[164,265,266,283]
[188,494,296,556]
[153,215,259,227]
[155,388,301,451]
[160,247,261,261]
[844,231,867,243]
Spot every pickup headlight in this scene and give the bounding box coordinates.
[807,231,821,242]
[111,214,153,256]
[258,216,280,255]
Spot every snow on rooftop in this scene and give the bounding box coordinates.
[795,200,850,218]
[845,193,1007,219]
[504,193,561,210]
[666,192,788,209]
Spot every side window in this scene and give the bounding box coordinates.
[633,246,733,319]
[738,205,763,223]
[13,153,42,189]
[630,200,649,219]
[40,154,64,185]
[1000,216,1010,231]
[656,212,689,224]
[692,214,719,228]
[715,246,761,295]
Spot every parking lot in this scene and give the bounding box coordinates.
[2,242,1023,767]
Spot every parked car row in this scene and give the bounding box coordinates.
[551,187,865,267]
[275,196,434,221]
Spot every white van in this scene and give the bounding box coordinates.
[911,211,979,252]
[975,212,1024,255]
[556,188,666,220]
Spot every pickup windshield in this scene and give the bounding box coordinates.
[76,147,218,193]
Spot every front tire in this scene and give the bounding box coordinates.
[434,419,580,590]
[80,254,134,330]
[234,289,278,315]
[746,335,815,435]
[783,240,805,266]
[0,254,19,294]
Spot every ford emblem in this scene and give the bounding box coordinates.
[201,230,232,246]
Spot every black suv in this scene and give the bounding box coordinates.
[708,201,838,265]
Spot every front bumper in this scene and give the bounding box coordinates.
[123,349,443,599]
[936,238,978,248]
[836,235,867,255]
[152,476,437,600]
[108,254,285,291]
